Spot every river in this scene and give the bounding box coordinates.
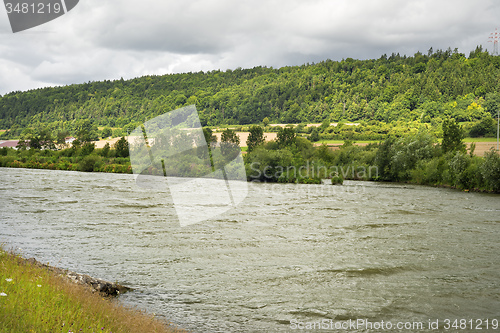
[0,168,499,332]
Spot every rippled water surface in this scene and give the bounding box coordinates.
[1,168,499,332]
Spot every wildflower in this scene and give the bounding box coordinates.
[0,292,7,296]
[37,285,42,287]
[5,279,12,282]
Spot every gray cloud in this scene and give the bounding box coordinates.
[0,0,499,95]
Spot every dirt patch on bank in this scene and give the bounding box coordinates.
[93,137,123,149]
[214,132,277,147]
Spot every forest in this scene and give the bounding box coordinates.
[0,46,499,141]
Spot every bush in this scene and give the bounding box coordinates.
[331,174,344,185]
[481,149,500,192]
[448,151,469,186]
[389,133,437,181]
[78,155,101,172]
[81,142,95,156]
[469,116,495,137]
[245,147,294,182]
[411,156,447,185]
[309,128,320,142]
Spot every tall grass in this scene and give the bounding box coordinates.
[0,247,185,333]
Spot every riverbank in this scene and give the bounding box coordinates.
[0,246,185,333]
[1,133,500,192]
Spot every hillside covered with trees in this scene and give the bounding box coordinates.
[0,46,499,140]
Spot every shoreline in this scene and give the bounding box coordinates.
[0,246,186,332]
[1,165,498,195]
[19,256,132,297]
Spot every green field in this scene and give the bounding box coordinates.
[317,139,378,145]
[463,137,499,142]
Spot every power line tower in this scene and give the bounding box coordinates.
[489,28,499,55]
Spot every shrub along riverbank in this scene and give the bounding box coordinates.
[0,246,184,333]
[0,138,132,173]
[243,123,500,192]
[1,122,499,193]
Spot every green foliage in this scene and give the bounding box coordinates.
[411,156,448,185]
[221,128,240,145]
[276,127,296,148]
[448,151,472,188]
[81,142,95,156]
[245,147,294,182]
[331,174,343,185]
[374,133,437,181]
[79,155,101,172]
[309,127,320,142]
[390,133,437,181]
[77,120,99,142]
[2,48,499,133]
[101,126,112,138]
[262,117,270,127]
[100,142,111,157]
[469,115,495,137]
[442,118,465,153]
[484,93,500,117]
[315,143,334,163]
[480,149,500,192]
[202,127,217,145]
[375,136,396,180]
[1,127,499,192]
[0,146,132,174]
[114,137,129,158]
[246,125,265,153]
[56,130,69,144]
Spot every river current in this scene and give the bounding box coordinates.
[0,168,499,332]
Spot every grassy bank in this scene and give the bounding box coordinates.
[0,247,184,333]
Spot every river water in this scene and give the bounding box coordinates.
[0,168,499,332]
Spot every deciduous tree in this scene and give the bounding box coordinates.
[246,125,265,153]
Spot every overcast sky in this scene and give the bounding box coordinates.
[0,0,498,95]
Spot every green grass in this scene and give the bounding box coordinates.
[0,247,184,333]
[317,140,378,145]
[435,137,499,143]
[463,137,499,142]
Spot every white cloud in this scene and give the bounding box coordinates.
[0,0,498,95]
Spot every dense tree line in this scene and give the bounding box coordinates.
[1,47,499,139]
